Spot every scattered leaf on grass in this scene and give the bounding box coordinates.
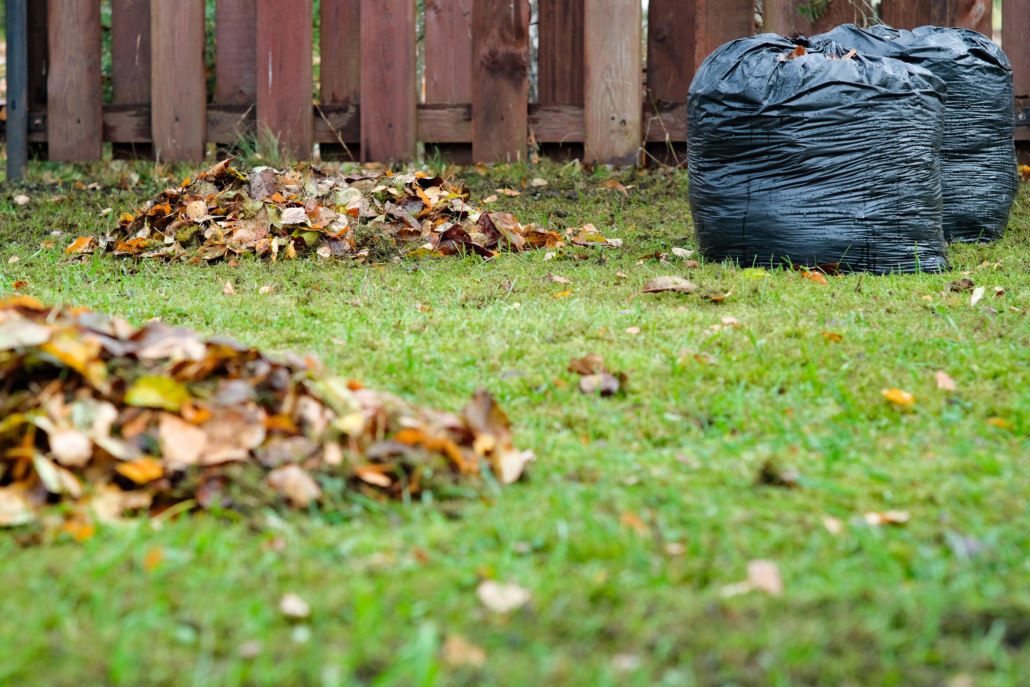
[864,511,910,526]
[701,287,735,302]
[935,372,956,391]
[947,279,975,292]
[626,327,641,335]
[442,636,487,667]
[530,178,548,187]
[143,548,163,571]
[14,195,30,206]
[580,373,622,396]
[553,289,572,299]
[222,281,236,295]
[822,516,844,535]
[477,581,531,613]
[615,272,628,279]
[882,388,915,407]
[803,270,828,285]
[599,179,629,196]
[545,273,572,285]
[259,285,276,294]
[987,417,1013,430]
[823,331,842,342]
[65,237,95,254]
[721,560,783,597]
[279,593,311,619]
[11,280,28,291]
[629,276,698,299]
[970,287,985,306]
[482,195,498,204]
[495,188,520,197]
[620,511,648,535]
[568,353,606,376]
[671,247,694,259]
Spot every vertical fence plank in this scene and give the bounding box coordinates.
[321,0,361,105]
[930,0,991,34]
[1005,0,1030,98]
[112,0,152,105]
[257,0,314,159]
[425,0,472,103]
[361,0,417,162]
[151,0,206,161]
[537,0,584,160]
[880,0,931,29]
[27,0,47,110]
[472,0,530,163]
[762,0,811,38]
[693,0,752,70]
[809,0,866,33]
[583,0,641,165]
[47,0,102,161]
[216,0,258,105]
[647,0,694,100]
[538,0,583,104]
[424,0,473,163]
[6,0,28,179]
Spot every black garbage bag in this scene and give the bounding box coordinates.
[688,35,949,274]
[812,24,1018,243]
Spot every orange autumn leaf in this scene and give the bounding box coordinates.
[823,331,842,342]
[803,271,828,285]
[60,520,95,542]
[11,280,28,290]
[553,289,573,299]
[621,511,648,535]
[143,548,164,571]
[987,417,1013,430]
[65,236,95,254]
[116,457,164,484]
[270,192,286,204]
[882,388,915,407]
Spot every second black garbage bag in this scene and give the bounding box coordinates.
[812,24,1018,243]
[688,35,949,274]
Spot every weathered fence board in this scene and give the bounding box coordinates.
[584,0,641,165]
[647,0,694,100]
[360,0,417,162]
[931,0,992,35]
[321,0,361,105]
[424,0,474,162]
[256,0,314,159]
[216,0,258,106]
[151,0,206,161]
[7,0,28,178]
[112,0,152,105]
[1005,0,1030,99]
[538,0,584,104]
[47,0,103,161]
[880,0,932,29]
[693,0,753,72]
[472,0,530,162]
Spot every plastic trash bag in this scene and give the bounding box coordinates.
[688,35,949,273]
[812,24,1018,243]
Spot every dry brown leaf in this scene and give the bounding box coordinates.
[267,465,322,508]
[935,372,956,391]
[747,560,784,595]
[477,581,531,613]
[630,276,698,299]
[626,326,641,335]
[279,593,311,618]
[545,273,572,285]
[14,194,30,206]
[864,510,910,526]
[442,635,487,667]
[222,281,236,295]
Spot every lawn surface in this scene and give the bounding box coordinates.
[2,157,1030,686]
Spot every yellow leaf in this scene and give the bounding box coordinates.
[553,289,572,299]
[882,388,914,406]
[987,417,1013,430]
[64,236,95,254]
[143,547,163,571]
[125,377,191,412]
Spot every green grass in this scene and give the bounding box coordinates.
[2,159,1030,686]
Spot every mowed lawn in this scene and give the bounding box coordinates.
[2,158,1030,687]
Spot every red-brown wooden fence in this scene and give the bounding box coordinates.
[11,0,1030,172]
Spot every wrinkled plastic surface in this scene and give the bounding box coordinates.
[813,24,1017,243]
[688,35,949,273]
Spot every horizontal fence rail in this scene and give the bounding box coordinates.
[6,0,1030,178]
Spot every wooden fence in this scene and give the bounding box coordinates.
[5,0,1030,179]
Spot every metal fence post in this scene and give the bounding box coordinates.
[6,0,29,181]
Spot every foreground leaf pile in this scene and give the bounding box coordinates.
[64,159,568,263]
[0,297,533,526]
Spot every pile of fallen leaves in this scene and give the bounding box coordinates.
[0,297,534,527]
[63,159,573,263]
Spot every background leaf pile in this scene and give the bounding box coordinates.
[0,297,534,527]
[64,159,565,263]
